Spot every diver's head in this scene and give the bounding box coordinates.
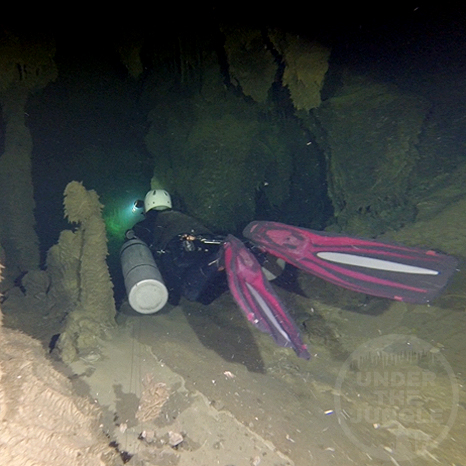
[144,189,172,213]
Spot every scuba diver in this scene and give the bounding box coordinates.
[121,189,458,360]
[125,189,230,306]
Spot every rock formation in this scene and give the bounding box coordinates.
[51,181,116,363]
[0,32,57,284]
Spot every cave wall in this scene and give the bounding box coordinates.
[0,32,57,284]
[311,76,431,235]
[143,29,331,232]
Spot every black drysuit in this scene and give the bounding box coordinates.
[129,209,228,305]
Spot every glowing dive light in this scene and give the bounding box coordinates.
[104,198,145,239]
[132,199,144,213]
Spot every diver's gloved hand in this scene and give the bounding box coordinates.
[125,229,137,240]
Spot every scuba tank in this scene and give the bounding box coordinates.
[120,238,168,314]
